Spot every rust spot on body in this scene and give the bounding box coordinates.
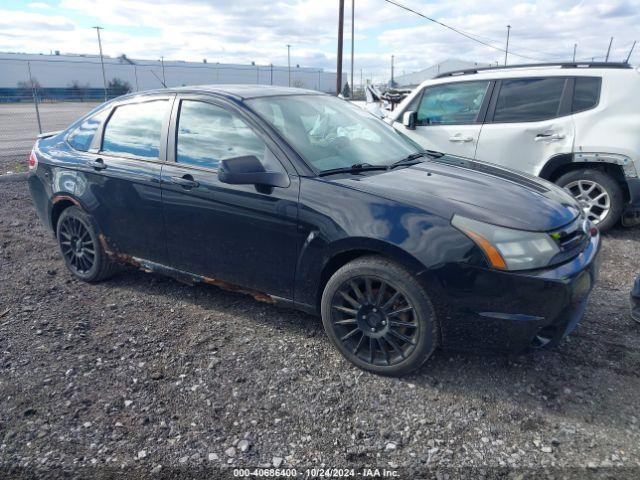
[97,234,275,304]
[52,195,81,206]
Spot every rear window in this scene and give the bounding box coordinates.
[67,109,109,151]
[102,100,167,158]
[493,77,566,122]
[572,77,601,112]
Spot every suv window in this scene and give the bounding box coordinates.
[176,100,283,171]
[102,100,168,158]
[416,81,489,125]
[493,78,566,122]
[572,77,601,112]
[67,109,109,151]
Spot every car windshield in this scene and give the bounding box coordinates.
[247,94,420,172]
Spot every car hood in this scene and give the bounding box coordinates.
[332,158,581,232]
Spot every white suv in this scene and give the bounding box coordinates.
[390,62,640,231]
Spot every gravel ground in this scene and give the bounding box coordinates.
[1,179,639,479]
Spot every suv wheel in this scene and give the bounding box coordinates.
[555,168,624,231]
[57,206,119,282]
[320,256,439,376]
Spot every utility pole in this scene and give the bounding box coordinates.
[270,63,273,85]
[350,0,354,98]
[287,45,291,87]
[605,37,614,62]
[93,26,108,101]
[160,56,166,86]
[360,68,363,92]
[336,0,345,95]
[572,43,577,62]
[504,25,511,66]
[626,41,636,63]
[390,55,394,87]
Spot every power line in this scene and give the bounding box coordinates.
[380,0,567,62]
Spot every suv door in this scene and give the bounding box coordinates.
[81,96,172,263]
[394,80,492,158]
[475,77,575,176]
[160,96,299,299]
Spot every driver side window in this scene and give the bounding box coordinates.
[176,100,284,172]
[417,81,489,126]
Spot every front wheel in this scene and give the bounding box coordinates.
[555,168,624,232]
[321,256,439,376]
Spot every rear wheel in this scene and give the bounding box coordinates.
[57,206,119,282]
[321,256,439,376]
[555,168,624,232]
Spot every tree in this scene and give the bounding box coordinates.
[107,78,132,97]
[68,80,90,101]
[341,81,351,98]
[16,78,41,97]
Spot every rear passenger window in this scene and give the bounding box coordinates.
[417,81,490,125]
[102,100,167,158]
[572,77,601,112]
[67,109,109,151]
[176,100,282,171]
[493,78,566,122]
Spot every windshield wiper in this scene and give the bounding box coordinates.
[318,162,389,177]
[390,150,444,169]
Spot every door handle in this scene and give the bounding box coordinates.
[88,158,107,170]
[535,133,565,141]
[449,135,474,143]
[170,175,199,189]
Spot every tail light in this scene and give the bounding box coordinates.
[28,149,38,171]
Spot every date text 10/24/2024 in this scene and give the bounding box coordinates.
[233,468,400,478]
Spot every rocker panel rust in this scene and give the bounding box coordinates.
[98,234,275,304]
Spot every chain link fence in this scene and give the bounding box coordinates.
[0,56,344,174]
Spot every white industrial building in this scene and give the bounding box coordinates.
[393,58,492,87]
[0,52,343,94]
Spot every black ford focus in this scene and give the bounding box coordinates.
[28,86,600,376]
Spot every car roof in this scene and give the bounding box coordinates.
[139,84,325,101]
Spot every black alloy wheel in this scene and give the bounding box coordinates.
[56,206,119,282]
[321,256,438,376]
[59,215,96,275]
[331,276,419,366]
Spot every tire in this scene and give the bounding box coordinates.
[56,206,119,283]
[555,168,624,232]
[321,256,439,376]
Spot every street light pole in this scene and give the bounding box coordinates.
[93,26,108,101]
[572,43,577,62]
[350,0,354,98]
[287,45,291,87]
[390,55,394,87]
[336,0,344,95]
[504,25,511,66]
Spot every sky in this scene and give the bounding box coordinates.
[0,0,638,81]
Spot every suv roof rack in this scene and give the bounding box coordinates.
[434,62,632,79]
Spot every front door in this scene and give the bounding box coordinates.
[393,80,492,159]
[475,77,575,176]
[160,96,299,299]
[80,96,172,263]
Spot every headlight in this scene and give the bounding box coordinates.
[452,215,560,271]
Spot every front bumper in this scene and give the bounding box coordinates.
[420,231,601,353]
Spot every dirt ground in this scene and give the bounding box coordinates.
[1,178,639,479]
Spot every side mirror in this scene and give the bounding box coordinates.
[402,111,417,130]
[218,155,290,188]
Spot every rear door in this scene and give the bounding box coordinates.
[394,80,492,158]
[81,95,172,263]
[475,77,575,176]
[160,95,300,299]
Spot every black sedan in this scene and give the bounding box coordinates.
[28,86,600,376]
